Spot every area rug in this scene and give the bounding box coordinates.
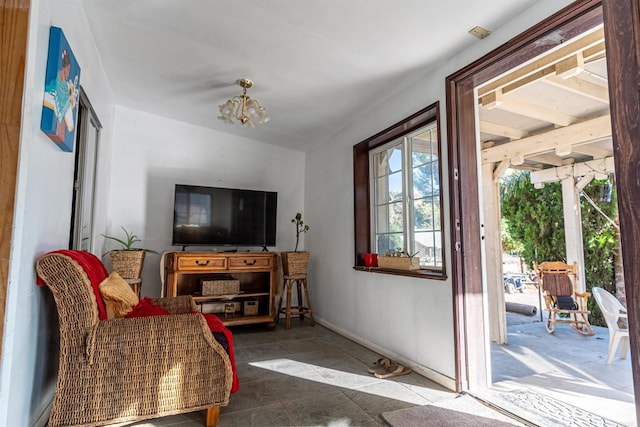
[381,394,523,426]
[472,388,626,427]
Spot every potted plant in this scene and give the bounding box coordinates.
[281,213,310,276]
[377,249,421,271]
[102,227,158,279]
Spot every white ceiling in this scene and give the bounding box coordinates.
[81,0,541,151]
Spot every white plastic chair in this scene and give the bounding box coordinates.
[592,287,630,364]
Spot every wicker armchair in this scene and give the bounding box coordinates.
[36,251,233,427]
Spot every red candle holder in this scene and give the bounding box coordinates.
[364,253,378,267]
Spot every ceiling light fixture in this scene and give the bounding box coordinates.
[218,78,271,127]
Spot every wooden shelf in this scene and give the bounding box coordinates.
[209,314,275,327]
[192,292,270,302]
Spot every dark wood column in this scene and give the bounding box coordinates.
[0,0,29,354]
[602,1,640,424]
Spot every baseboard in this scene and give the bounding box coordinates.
[314,316,456,391]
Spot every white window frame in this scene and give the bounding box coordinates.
[369,122,443,271]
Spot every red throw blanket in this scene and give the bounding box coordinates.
[127,297,239,393]
[201,313,240,394]
[36,250,109,320]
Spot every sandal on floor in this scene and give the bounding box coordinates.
[374,363,412,379]
[367,357,393,374]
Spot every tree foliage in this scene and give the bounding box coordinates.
[500,171,618,326]
[500,172,565,263]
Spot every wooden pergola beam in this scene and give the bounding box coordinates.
[481,96,578,126]
[529,156,615,184]
[527,153,566,167]
[479,120,530,139]
[481,115,611,164]
[543,75,609,104]
[572,144,611,159]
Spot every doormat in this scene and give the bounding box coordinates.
[471,388,625,427]
[381,394,523,426]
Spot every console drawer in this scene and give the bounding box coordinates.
[228,256,272,270]
[177,256,227,271]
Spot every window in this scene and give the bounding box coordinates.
[353,102,445,277]
[371,123,442,269]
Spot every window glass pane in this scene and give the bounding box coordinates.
[373,145,403,177]
[413,198,434,231]
[432,161,440,194]
[375,172,403,204]
[388,146,403,174]
[412,150,433,166]
[411,127,436,166]
[376,202,404,233]
[433,196,441,229]
[376,233,404,256]
[414,231,442,268]
[413,163,434,197]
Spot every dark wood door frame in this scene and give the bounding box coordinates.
[0,0,30,357]
[446,3,639,420]
[602,0,640,420]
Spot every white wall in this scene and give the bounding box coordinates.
[0,1,116,425]
[106,106,306,297]
[305,0,574,386]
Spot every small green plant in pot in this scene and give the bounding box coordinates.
[102,227,158,279]
[282,213,310,276]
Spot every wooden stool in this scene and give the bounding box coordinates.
[125,277,142,298]
[277,274,315,329]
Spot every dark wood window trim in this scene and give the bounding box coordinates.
[353,101,445,280]
[352,265,447,280]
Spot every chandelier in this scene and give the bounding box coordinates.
[218,78,271,127]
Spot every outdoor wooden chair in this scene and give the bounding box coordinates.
[533,261,594,336]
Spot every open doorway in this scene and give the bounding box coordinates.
[446,0,640,425]
[476,24,612,342]
[474,21,635,426]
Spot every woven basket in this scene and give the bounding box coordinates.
[201,279,240,296]
[281,251,309,275]
[108,250,145,279]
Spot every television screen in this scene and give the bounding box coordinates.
[172,184,277,248]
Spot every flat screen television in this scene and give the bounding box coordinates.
[172,184,277,248]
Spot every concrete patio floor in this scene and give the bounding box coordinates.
[490,318,635,426]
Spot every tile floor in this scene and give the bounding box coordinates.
[119,312,637,426]
[127,321,457,427]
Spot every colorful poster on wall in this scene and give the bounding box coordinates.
[41,26,81,152]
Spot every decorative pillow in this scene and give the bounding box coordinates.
[555,295,577,310]
[99,272,139,319]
